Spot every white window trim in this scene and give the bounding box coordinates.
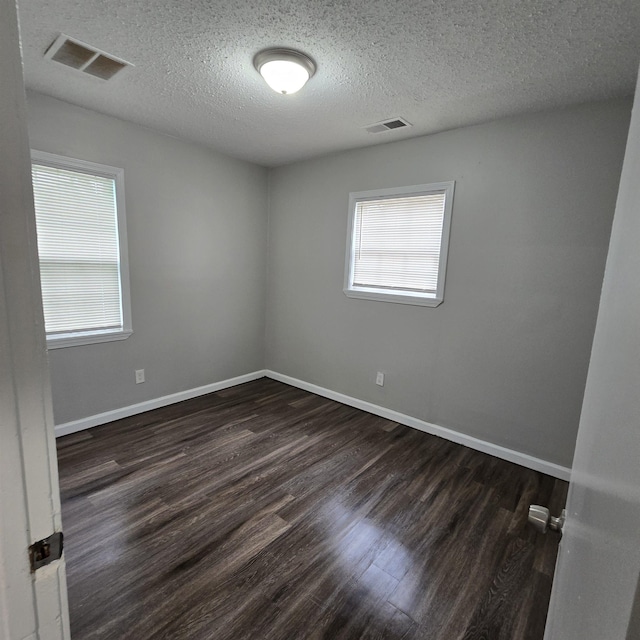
[31,150,133,349]
[344,181,455,307]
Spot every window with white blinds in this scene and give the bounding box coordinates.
[31,151,132,348]
[344,182,454,307]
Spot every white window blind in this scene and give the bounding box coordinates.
[31,152,132,346]
[345,182,454,307]
[353,193,446,293]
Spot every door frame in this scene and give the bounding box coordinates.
[0,0,70,638]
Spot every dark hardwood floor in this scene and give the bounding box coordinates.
[57,378,567,640]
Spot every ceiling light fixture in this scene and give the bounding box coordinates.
[253,48,316,95]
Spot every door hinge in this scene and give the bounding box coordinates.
[29,531,64,572]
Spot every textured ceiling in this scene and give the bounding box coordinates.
[17,0,640,167]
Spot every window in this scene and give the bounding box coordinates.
[31,151,132,348]
[344,181,454,307]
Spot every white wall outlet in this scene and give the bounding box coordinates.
[135,369,145,384]
[376,371,384,386]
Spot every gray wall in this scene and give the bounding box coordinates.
[26,92,268,425]
[27,92,631,468]
[265,100,631,467]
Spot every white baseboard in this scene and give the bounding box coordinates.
[54,370,267,438]
[54,367,571,481]
[265,370,571,481]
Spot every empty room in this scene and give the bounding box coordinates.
[2,0,640,639]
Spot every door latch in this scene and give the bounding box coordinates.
[29,532,64,572]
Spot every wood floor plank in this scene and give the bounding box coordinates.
[57,378,567,639]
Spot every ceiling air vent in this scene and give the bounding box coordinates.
[365,117,412,134]
[44,34,132,80]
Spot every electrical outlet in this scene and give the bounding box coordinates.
[376,371,384,386]
[135,369,145,384]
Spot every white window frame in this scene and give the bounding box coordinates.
[344,181,455,307]
[31,150,133,348]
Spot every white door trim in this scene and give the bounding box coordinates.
[0,0,70,637]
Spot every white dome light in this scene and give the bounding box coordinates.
[259,60,309,95]
[254,49,316,95]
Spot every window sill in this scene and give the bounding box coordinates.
[344,287,443,307]
[46,329,133,349]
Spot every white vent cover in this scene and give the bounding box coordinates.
[44,34,132,80]
[365,117,412,134]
